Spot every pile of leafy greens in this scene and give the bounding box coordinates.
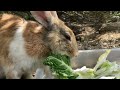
[43,50,120,79]
[43,53,78,79]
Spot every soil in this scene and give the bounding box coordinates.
[57,11,120,50]
[76,26,120,50]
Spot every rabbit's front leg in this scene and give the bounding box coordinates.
[6,70,22,79]
[22,73,35,79]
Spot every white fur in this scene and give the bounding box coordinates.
[9,22,38,72]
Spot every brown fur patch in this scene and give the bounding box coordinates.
[58,20,78,57]
[0,14,24,67]
[23,21,51,59]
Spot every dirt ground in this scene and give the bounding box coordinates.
[76,26,120,50]
[57,11,120,50]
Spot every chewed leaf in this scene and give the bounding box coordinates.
[98,50,111,61]
[43,53,78,79]
[93,49,111,71]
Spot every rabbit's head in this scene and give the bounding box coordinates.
[31,11,78,57]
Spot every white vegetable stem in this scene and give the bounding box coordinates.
[100,76,115,79]
[93,49,111,71]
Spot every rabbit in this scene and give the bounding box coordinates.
[0,11,78,79]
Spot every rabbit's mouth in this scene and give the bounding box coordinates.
[51,49,70,57]
[51,47,78,58]
[67,50,79,58]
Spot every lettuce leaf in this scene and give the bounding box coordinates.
[93,49,111,71]
[43,53,78,79]
[43,50,120,79]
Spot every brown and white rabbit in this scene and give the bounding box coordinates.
[0,11,78,79]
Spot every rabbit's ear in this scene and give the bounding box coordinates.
[30,11,53,28]
[50,11,58,19]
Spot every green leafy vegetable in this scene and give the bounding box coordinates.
[93,49,111,71]
[43,50,120,79]
[43,53,78,79]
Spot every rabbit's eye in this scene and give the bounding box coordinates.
[60,29,71,41]
[64,33,71,41]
